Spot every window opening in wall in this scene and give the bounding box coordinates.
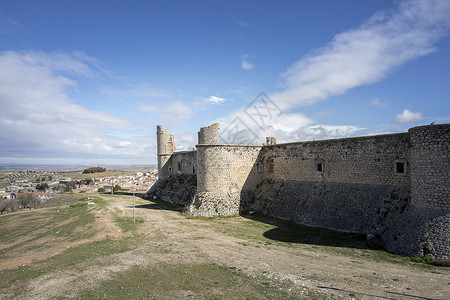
[168,166,172,173]
[316,162,323,173]
[257,162,263,173]
[192,165,196,174]
[177,162,182,171]
[394,160,407,175]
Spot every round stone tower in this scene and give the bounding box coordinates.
[409,124,450,211]
[156,125,176,180]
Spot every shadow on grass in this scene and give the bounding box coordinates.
[244,213,369,249]
[126,197,184,212]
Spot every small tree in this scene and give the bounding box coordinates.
[17,193,40,209]
[0,198,18,214]
[113,185,122,193]
[36,183,49,191]
[97,187,105,193]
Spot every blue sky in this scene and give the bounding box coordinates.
[0,0,449,165]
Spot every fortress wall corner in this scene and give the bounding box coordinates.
[409,124,450,211]
[381,124,450,259]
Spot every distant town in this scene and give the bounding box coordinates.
[0,166,157,203]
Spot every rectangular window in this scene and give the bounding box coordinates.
[257,162,263,173]
[394,160,407,175]
[177,162,182,171]
[316,162,323,173]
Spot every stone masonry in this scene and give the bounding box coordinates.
[146,123,450,259]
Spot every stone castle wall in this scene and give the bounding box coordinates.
[184,145,262,216]
[262,133,410,186]
[410,124,450,211]
[149,123,450,259]
[242,133,412,237]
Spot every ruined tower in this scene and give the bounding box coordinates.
[198,123,220,145]
[156,125,176,180]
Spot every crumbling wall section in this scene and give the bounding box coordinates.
[198,123,220,145]
[144,174,196,206]
[157,125,177,180]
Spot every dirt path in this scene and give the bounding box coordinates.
[105,195,450,300]
[3,194,449,299]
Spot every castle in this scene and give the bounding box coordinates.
[146,123,450,259]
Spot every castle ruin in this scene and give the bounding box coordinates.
[146,123,450,259]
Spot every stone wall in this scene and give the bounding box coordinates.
[381,124,450,259]
[184,145,262,216]
[244,133,411,236]
[148,123,450,259]
[246,179,410,235]
[262,132,410,186]
[410,124,450,211]
[144,174,196,206]
[158,150,197,180]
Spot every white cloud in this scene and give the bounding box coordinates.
[215,104,363,145]
[241,54,255,70]
[371,98,388,108]
[205,96,226,104]
[394,109,425,124]
[271,0,450,110]
[0,50,152,164]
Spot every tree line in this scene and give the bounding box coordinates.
[82,167,106,174]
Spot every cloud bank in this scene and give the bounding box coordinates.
[0,50,151,164]
[271,0,450,110]
[218,0,450,144]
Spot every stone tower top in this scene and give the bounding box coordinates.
[157,125,176,155]
[198,123,220,145]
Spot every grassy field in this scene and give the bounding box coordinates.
[0,194,448,299]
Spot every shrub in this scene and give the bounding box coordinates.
[97,187,105,193]
[17,193,40,209]
[0,198,18,214]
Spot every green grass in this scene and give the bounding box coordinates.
[185,213,449,268]
[114,215,144,232]
[0,182,9,189]
[40,193,88,208]
[0,200,96,257]
[77,262,325,300]
[0,238,135,298]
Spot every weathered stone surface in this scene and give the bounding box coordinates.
[144,174,196,206]
[149,123,450,259]
[246,179,410,235]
